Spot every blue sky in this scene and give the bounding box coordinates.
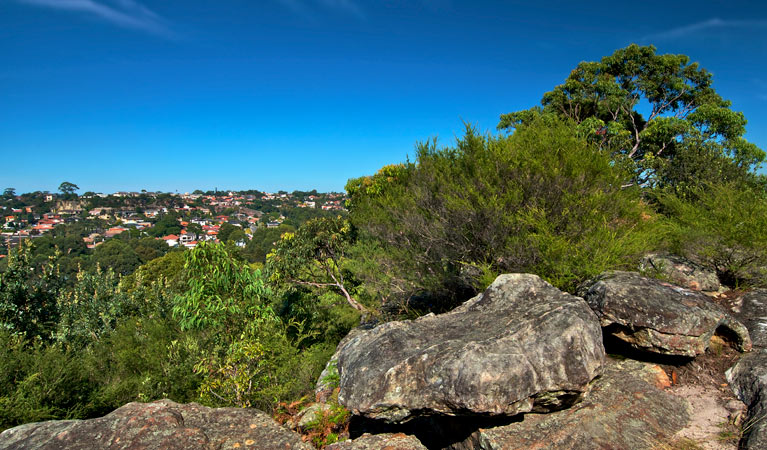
[1,0,766,194]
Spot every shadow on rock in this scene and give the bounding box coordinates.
[348,413,523,450]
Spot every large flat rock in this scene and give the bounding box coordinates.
[337,274,605,423]
[460,358,690,450]
[0,399,311,450]
[579,271,751,357]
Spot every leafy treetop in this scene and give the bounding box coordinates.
[58,182,80,196]
[499,44,765,185]
[267,216,367,313]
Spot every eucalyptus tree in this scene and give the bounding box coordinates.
[267,216,367,312]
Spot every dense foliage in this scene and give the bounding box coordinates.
[346,117,660,310]
[659,183,767,287]
[0,242,346,430]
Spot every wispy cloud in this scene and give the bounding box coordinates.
[276,0,364,20]
[753,79,767,102]
[14,0,174,38]
[642,18,767,42]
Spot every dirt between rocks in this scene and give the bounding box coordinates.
[661,336,747,449]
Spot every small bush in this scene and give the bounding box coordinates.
[659,183,767,287]
[84,317,202,416]
[0,331,92,430]
[55,266,129,348]
[347,117,662,302]
[194,308,333,411]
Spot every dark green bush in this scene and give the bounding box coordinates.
[0,332,92,431]
[347,117,661,304]
[0,242,60,340]
[55,267,130,348]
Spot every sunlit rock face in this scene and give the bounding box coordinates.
[0,399,312,450]
[460,358,690,450]
[727,289,767,449]
[336,273,606,423]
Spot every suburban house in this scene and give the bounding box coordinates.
[162,234,179,247]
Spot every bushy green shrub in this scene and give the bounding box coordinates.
[0,241,61,340]
[347,117,661,303]
[171,242,335,411]
[121,250,187,295]
[0,331,92,430]
[194,306,333,411]
[55,266,129,348]
[659,183,767,287]
[272,289,360,346]
[172,242,269,336]
[84,317,202,416]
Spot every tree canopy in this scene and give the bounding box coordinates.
[148,213,182,238]
[58,182,80,196]
[499,44,765,191]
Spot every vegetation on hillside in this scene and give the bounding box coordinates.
[0,44,766,434]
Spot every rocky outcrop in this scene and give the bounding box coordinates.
[326,433,427,449]
[639,253,721,292]
[457,358,689,450]
[0,399,311,450]
[336,274,605,423]
[726,289,767,449]
[579,271,751,357]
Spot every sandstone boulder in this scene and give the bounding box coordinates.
[579,271,750,357]
[295,403,332,431]
[639,253,721,291]
[316,328,364,403]
[337,274,605,423]
[458,358,690,450]
[0,399,310,450]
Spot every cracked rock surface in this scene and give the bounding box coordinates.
[326,433,427,449]
[639,253,721,292]
[0,399,310,450]
[457,358,690,450]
